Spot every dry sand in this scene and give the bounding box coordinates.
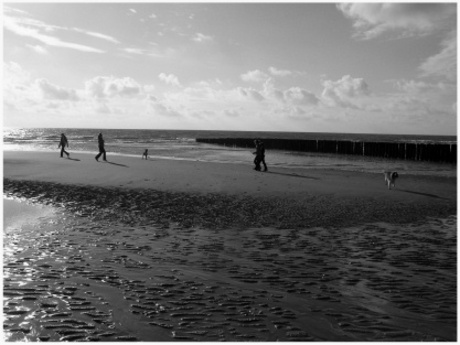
[3,150,457,341]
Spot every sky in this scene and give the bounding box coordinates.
[2,2,457,135]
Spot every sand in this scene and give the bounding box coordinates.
[3,151,457,227]
[3,150,457,341]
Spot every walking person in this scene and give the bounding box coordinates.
[258,140,268,172]
[58,133,70,158]
[253,139,261,171]
[95,132,107,162]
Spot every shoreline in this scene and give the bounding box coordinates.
[3,150,457,341]
[3,150,457,228]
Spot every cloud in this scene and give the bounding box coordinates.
[223,109,240,118]
[338,3,456,39]
[4,11,105,53]
[269,66,292,77]
[123,47,150,55]
[147,97,182,117]
[321,75,370,108]
[73,28,120,44]
[262,78,284,102]
[262,78,319,106]
[192,33,213,43]
[4,61,35,104]
[85,76,142,98]
[4,61,31,84]
[26,44,48,55]
[391,78,456,115]
[34,79,79,101]
[122,46,174,58]
[4,6,28,15]
[95,102,112,114]
[394,79,452,95]
[419,30,456,81]
[241,69,269,83]
[237,87,265,102]
[284,87,320,106]
[159,73,182,87]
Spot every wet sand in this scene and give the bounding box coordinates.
[3,150,457,341]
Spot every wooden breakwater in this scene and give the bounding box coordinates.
[196,138,457,163]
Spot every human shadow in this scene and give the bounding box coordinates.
[265,171,320,180]
[396,189,446,199]
[104,161,129,168]
[67,157,81,162]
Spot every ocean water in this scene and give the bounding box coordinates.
[3,128,456,177]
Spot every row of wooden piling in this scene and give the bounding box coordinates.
[196,138,457,163]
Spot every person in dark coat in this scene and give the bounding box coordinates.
[258,140,268,172]
[253,139,261,171]
[95,132,107,161]
[58,133,70,158]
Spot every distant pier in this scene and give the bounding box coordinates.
[196,138,457,163]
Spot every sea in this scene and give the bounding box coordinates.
[3,128,457,177]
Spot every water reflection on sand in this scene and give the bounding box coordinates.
[3,197,457,341]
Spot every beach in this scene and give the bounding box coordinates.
[3,150,457,341]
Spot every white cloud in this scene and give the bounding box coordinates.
[123,48,147,55]
[4,12,105,53]
[338,3,456,39]
[394,79,454,95]
[95,102,112,114]
[321,75,370,108]
[4,61,35,105]
[269,66,292,77]
[34,79,79,101]
[85,76,142,98]
[26,44,48,55]
[143,84,156,94]
[73,28,120,44]
[147,97,183,117]
[4,61,31,85]
[159,73,182,87]
[262,78,319,106]
[237,87,265,102]
[122,46,174,59]
[241,69,269,83]
[4,6,28,15]
[192,33,213,43]
[284,87,320,106]
[262,78,284,102]
[419,30,456,81]
[223,109,240,118]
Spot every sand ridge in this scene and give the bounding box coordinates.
[3,151,457,228]
[4,150,456,200]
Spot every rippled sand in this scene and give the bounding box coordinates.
[3,193,456,341]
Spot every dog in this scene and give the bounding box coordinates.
[383,171,398,190]
[142,149,149,160]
